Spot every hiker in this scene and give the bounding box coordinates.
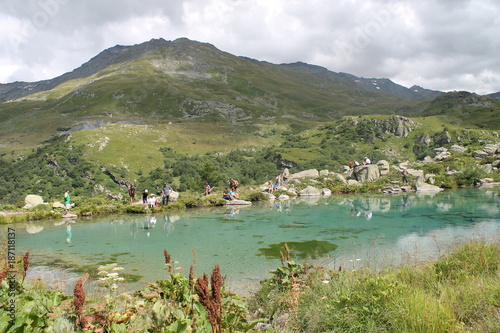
[64,189,71,215]
[402,169,409,184]
[128,184,136,204]
[229,179,239,191]
[282,169,289,183]
[162,183,172,206]
[142,189,149,204]
[204,183,212,196]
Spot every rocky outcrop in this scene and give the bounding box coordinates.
[298,186,321,196]
[418,134,432,146]
[435,131,452,146]
[449,144,467,153]
[377,160,390,175]
[291,169,320,179]
[432,147,451,161]
[483,143,500,155]
[354,165,380,182]
[370,116,416,137]
[473,150,489,159]
[415,183,444,192]
[319,170,330,176]
[414,178,443,192]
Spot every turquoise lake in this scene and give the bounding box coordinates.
[3,188,500,294]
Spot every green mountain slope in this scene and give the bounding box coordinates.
[0,38,416,156]
[0,38,500,204]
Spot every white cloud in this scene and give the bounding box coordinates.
[0,0,499,94]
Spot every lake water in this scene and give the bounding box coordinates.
[3,188,500,295]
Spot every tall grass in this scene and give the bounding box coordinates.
[254,240,500,332]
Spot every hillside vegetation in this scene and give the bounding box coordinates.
[0,38,500,204]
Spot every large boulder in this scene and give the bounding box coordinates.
[354,165,380,182]
[418,134,432,146]
[298,186,321,197]
[53,201,66,209]
[483,144,500,156]
[335,173,348,184]
[449,144,467,153]
[414,178,443,192]
[322,188,332,196]
[415,183,444,193]
[23,195,45,209]
[170,191,180,201]
[226,199,252,206]
[432,147,451,161]
[290,169,319,179]
[435,131,452,146]
[473,150,489,159]
[376,160,390,176]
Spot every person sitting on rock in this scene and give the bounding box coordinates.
[268,181,274,193]
[222,188,233,200]
[229,189,239,200]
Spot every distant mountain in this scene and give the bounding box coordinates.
[0,38,172,102]
[419,90,500,128]
[1,40,440,103]
[488,92,500,99]
[1,37,499,158]
[280,62,443,101]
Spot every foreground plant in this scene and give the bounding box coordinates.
[253,241,500,333]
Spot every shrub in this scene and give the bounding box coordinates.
[241,190,267,202]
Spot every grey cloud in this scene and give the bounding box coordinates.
[0,0,499,94]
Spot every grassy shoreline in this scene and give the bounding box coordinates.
[1,237,499,332]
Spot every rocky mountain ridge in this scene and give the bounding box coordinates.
[1,38,442,103]
[280,62,443,101]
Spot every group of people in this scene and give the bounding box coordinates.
[221,178,241,200]
[222,187,240,200]
[127,183,173,207]
[268,171,289,193]
[348,157,372,168]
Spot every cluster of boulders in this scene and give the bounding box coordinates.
[22,194,76,210]
[261,159,446,199]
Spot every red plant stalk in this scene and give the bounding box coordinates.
[73,273,88,325]
[22,251,30,284]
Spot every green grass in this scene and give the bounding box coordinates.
[253,240,500,332]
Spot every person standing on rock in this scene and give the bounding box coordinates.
[402,169,409,184]
[128,184,136,204]
[162,183,172,206]
[64,189,71,215]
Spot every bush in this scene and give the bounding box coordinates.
[454,165,487,186]
[241,190,267,202]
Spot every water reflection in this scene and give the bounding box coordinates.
[4,188,500,294]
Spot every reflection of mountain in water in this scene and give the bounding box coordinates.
[4,188,500,294]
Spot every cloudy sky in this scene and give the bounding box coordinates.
[1,0,499,94]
